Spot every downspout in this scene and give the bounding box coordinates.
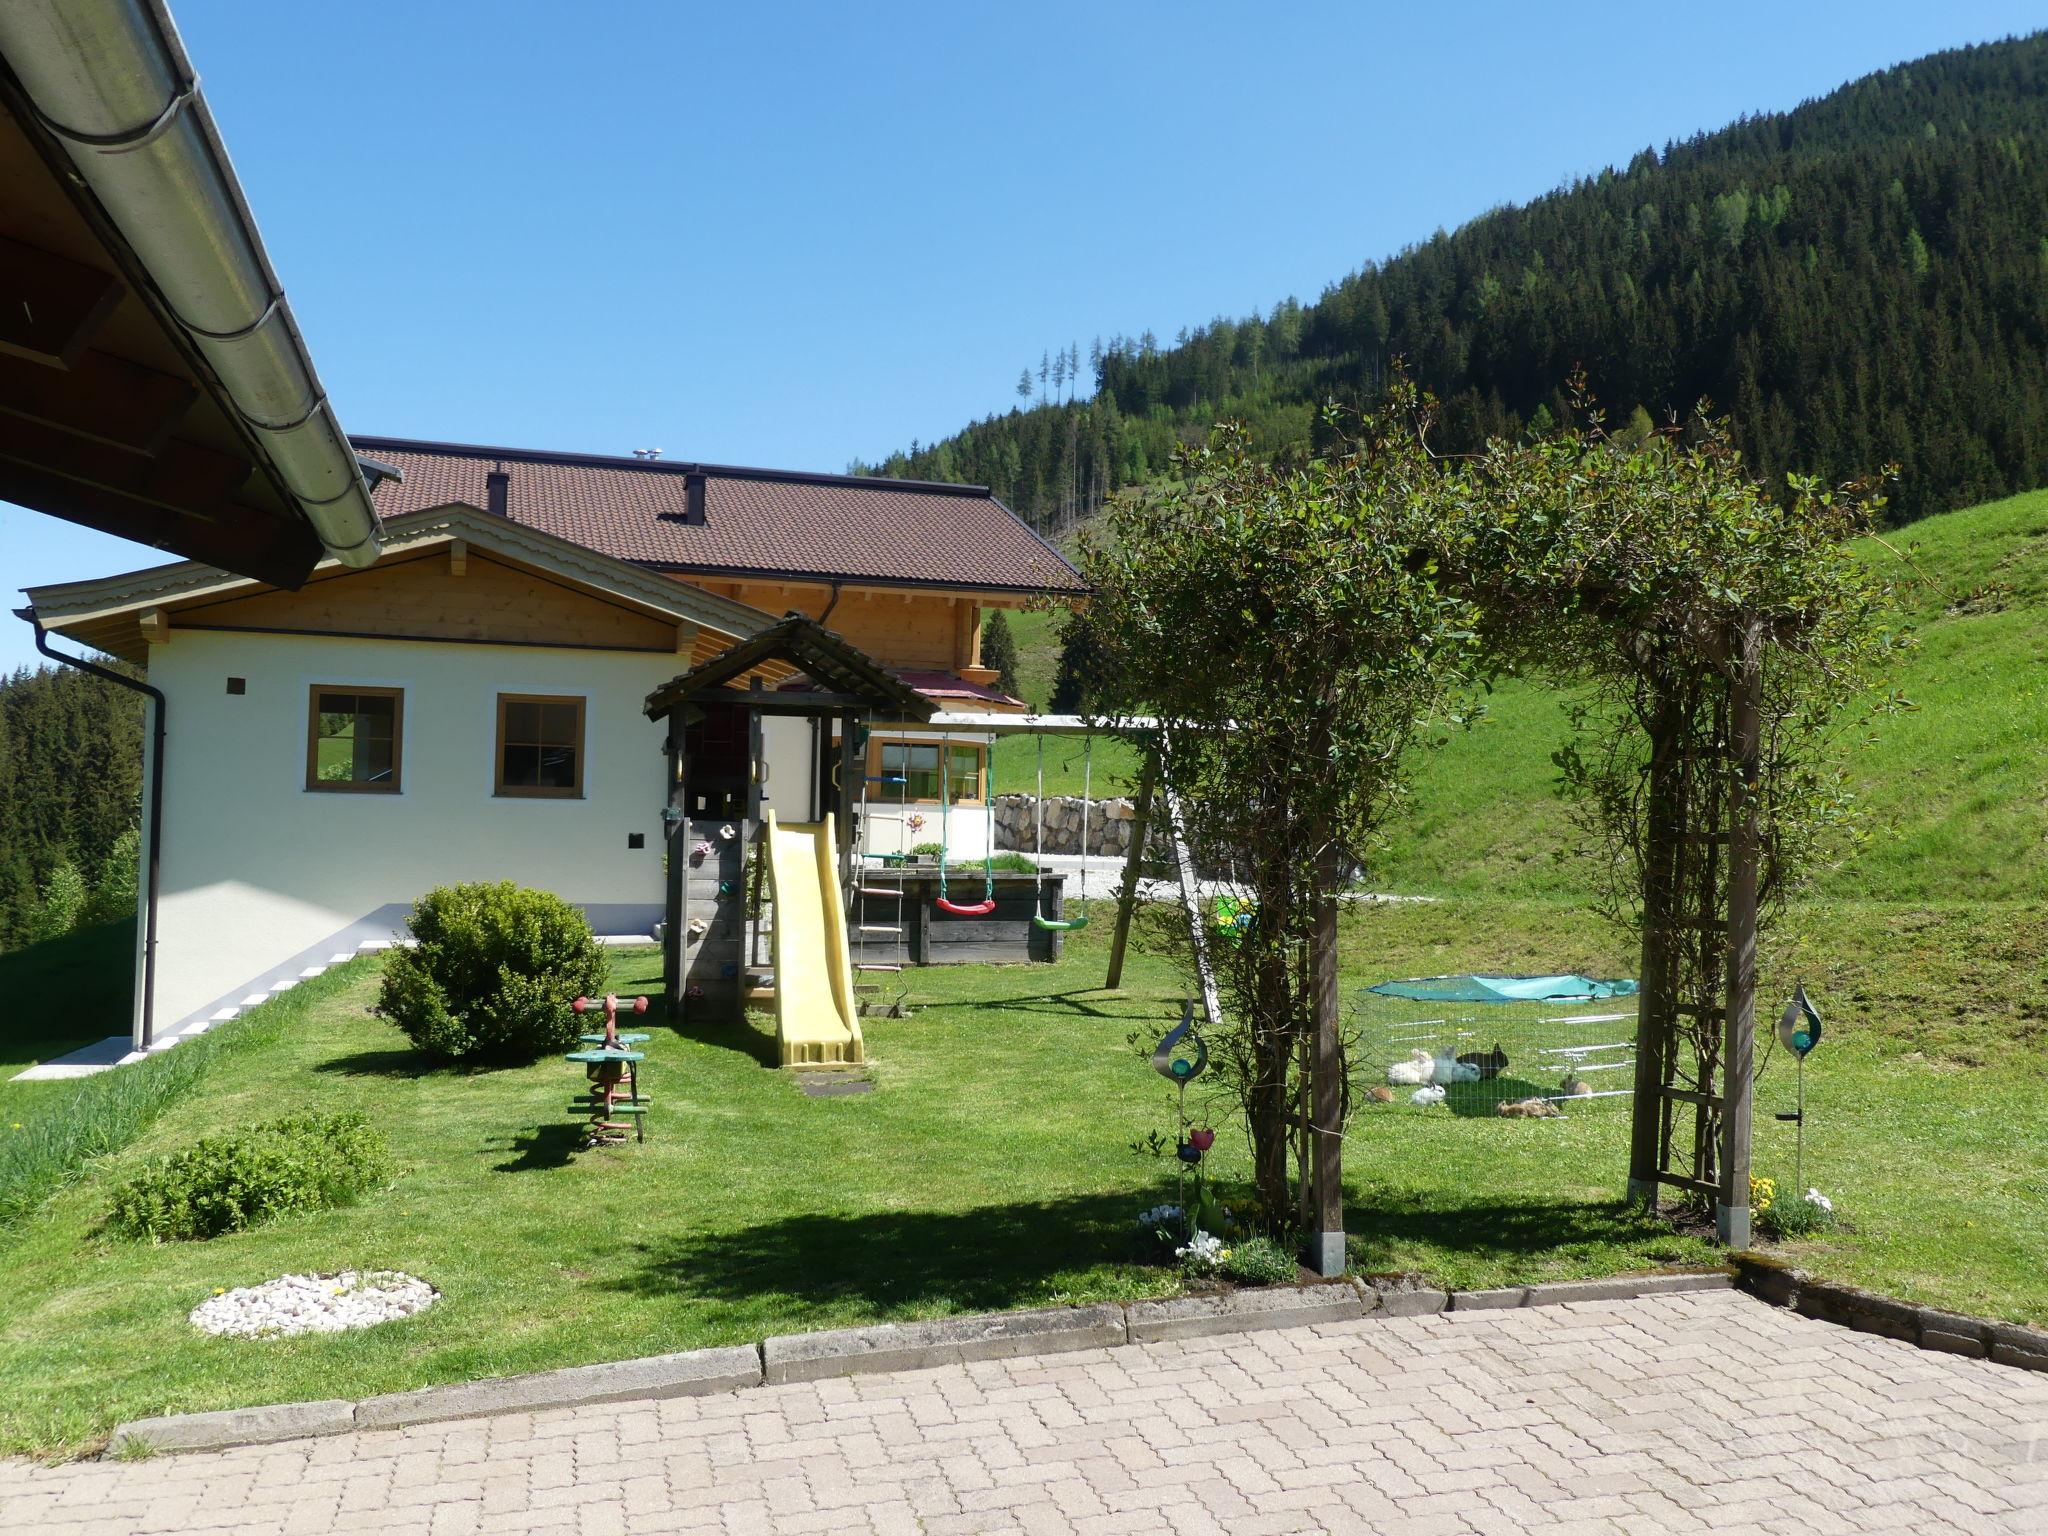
[18,608,162,1050]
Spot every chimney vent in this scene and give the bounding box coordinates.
[485,467,509,517]
[684,471,707,526]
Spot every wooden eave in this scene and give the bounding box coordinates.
[0,79,325,585]
[26,503,776,662]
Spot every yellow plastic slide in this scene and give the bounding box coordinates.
[763,811,865,1067]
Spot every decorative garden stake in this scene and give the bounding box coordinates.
[1774,985,1823,1192]
[1151,1001,1208,1236]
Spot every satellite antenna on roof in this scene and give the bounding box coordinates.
[632,447,664,460]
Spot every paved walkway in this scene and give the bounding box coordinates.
[5,1290,2045,1535]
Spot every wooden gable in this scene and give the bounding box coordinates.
[170,547,688,654]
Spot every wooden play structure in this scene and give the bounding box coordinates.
[565,993,649,1145]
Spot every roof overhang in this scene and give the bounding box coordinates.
[0,1,383,586]
[645,613,937,723]
[24,502,777,661]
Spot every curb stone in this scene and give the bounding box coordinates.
[761,1304,1125,1385]
[1127,1280,1373,1343]
[109,1399,356,1455]
[93,1265,1762,1457]
[1730,1253,2047,1370]
[1448,1270,1732,1311]
[352,1344,764,1429]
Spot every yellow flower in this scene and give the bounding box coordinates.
[212,1288,226,1296]
[1221,1249,1233,1260]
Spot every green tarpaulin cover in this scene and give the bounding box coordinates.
[1368,973,1639,1004]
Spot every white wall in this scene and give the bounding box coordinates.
[852,727,995,860]
[148,630,680,1037]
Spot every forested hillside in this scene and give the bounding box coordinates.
[0,664,142,951]
[858,33,2048,531]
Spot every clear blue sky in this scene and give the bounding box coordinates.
[5,0,2041,671]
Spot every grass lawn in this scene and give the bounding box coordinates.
[0,895,2041,1456]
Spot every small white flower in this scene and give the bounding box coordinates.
[1137,1203,1185,1230]
[1176,1230,1226,1273]
[1805,1189,1833,1213]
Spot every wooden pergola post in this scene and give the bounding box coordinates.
[1309,842,1345,1277]
[1103,749,1158,991]
[1717,622,1763,1246]
[1627,695,1683,1208]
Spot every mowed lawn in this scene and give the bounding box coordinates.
[0,896,2043,1456]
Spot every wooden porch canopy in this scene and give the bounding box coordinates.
[642,612,937,723]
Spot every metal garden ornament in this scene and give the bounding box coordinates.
[1151,1002,1214,1238]
[1773,985,1823,1191]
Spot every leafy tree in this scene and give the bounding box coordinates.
[1080,400,1479,1223]
[979,611,1022,698]
[1048,612,1109,714]
[1016,368,1032,401]
[83,826,141,929]
[25,859,87,945]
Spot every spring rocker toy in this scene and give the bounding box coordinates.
[565,992,649,1146]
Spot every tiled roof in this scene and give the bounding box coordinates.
[353,438,1087,595]
[895,671,1026,708]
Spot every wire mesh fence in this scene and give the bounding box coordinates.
[1355,975,1639,1120]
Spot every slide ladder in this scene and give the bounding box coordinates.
[763,810,865,1068]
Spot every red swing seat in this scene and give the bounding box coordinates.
[935,896,997,916]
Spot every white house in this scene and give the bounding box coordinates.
[24,441,1085,1051]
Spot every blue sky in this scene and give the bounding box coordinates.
[5,0,2042,671]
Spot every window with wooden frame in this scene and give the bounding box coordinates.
[871,739,984,804]
[306,686,403,793]
[495,694,586,798]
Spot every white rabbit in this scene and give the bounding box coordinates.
[1432,1049,1481,1086]
[1411,1084,1446,1107]
[1386,1049,1435,1086]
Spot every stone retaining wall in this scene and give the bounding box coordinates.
[993,793,1138,858]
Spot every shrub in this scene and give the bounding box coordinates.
[24,859,86,944]
[107,1112,392,1241]
[378,882,607,1065]
[1222,1235,1300,1286]
[1760,1186,1838,1239]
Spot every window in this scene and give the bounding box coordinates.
[306,687,403,793]
[496,694,585,797]
[874,739,984,803]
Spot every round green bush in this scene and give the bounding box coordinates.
[377,882,609,1065]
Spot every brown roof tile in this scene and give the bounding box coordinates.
[353,438,1086,595]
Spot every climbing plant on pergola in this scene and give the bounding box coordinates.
[1437,388,1900,1244]
[1080,377,1899,1257]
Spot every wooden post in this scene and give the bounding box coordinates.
[1104,750,1158,990]
[837,712,858,899]
[662,720,689,1014]
[1717,622,1763,1247]
[1628,697,1682,1207]
[1309,841,1345,1277]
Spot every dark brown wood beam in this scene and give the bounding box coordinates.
[0,412,254,515]
[0,458,318,588]
[0,346,196,454]
[0,235,125,369]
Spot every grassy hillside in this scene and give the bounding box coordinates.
[1006,487,2048,901]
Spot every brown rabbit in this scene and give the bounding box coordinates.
[1496,1096,1561,1118]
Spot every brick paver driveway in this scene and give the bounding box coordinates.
[6,1290,2045,1534]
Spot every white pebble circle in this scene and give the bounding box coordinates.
[190,1270,438,1338]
